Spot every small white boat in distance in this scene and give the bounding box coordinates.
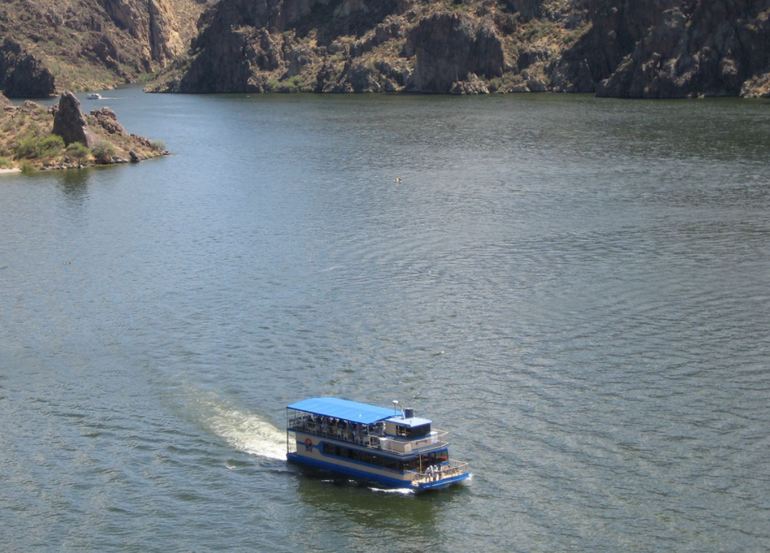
[286,397,470,491]
[87,93,102,100]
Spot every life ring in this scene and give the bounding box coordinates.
[304,438,313,451]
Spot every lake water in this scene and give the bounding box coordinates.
[1,89,769,552]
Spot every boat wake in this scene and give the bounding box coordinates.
[369,487,415,495]
[192,393,286,460]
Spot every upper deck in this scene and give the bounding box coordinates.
[287,397,448,456]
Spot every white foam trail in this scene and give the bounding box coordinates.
[194,394,286,460]
[369,487,415,495]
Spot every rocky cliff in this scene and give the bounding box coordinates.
[0,0,214,96]
[0,39,56,98]
[553,0,770,98]
[156,0,770,98]
[154,0,584,93]
[3,0,769,98]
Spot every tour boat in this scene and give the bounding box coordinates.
[87,93,103,100]
[286,397,470,491]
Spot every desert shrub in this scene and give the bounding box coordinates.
[150,140,166,152]
[91,141,116,164]
[0,156,12,168]
[32,134,64,157]
[14,136,38,159]
[283,75,303,91]
[15,134,65,159]
[65,142,90,161]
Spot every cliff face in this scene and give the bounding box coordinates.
[159,0,770,97]
[3,0,768,97]
[167,0,408,93]
[0,39,56,98]
[553,0,770,98]
[157,0,581,93]
[0,0,214,96]
[408,13,505,93]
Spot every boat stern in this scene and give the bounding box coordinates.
[413,471,471,491]
[408,460,470,492]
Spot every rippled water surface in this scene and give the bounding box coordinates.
[1,89,769,552]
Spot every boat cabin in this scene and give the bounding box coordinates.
[384,413,432,439]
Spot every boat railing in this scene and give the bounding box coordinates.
[288,417,448,453]
[406,459,469,485]
[288,419,377,447]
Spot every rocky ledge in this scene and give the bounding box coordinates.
[0,91,167,173]
[151,0,770,98]
[0,38,56,98]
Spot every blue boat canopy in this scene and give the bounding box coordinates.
[288,397,396,425]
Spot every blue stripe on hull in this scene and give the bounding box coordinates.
[415,472,471,491]
[287,453,411,489]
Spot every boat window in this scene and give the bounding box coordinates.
[386,422,431,438]
[417,450,449,467]
[321,442,401,470]
[406,424,431,438]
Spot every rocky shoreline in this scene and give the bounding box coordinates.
[0,91,167,173]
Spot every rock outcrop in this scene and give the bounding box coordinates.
[741,72,770,98]
[90,106,128,136]
[172,0,404,93]
[52,91,93,146]
[0,39,56,98]
[407,13,504,93]
[102,0,186,65]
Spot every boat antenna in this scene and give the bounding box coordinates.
[392,400,399,416]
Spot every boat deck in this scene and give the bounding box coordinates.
[287,417,448,455]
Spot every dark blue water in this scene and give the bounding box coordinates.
[1,89,769,552]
